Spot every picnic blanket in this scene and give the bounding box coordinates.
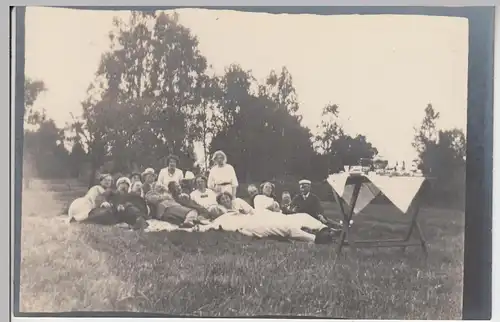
[326,173,426,215]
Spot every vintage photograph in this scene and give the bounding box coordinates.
[19,6,467,318]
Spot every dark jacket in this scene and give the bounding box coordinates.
[290,193,323,220]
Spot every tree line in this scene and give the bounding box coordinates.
[22,11,465,208]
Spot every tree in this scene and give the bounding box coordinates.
[24,119,70,179]
[413,104,466,207]
[24,77,47,126]
[315,104,378,175]
[71,11,212,184]
[210,66,316,182]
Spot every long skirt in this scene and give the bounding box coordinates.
[68,197,94,222]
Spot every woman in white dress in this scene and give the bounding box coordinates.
[68,174,113,222]
[254,181,281,212]
[157,154,184,187]
[190,175,218,212]
[215,191,254,215]
[207,150,238,198]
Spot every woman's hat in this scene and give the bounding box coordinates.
[184,171,195,180]
[116,177,131,187]
[141,168,156,178]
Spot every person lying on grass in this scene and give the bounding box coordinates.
[189,203,339,244]
[67,173,113,222]
[145,180,211,228]
[190,175,220,215]
[215,191,254,215]
[246,184,259,208]
[253,181,281,213]
[83,176,150,230]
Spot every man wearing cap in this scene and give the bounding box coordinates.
[290,179,327,224]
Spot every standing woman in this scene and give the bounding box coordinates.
[157,154,184,188]
[207,150,239,198]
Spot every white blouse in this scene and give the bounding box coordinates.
[190,189,218,209]
[207,164,239,194]
[254,195,277,211]
[157,168,184,187]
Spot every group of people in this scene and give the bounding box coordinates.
[67,150,341,244]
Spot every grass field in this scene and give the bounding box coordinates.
[18,179,464,318]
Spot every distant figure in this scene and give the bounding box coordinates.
[68,174,113,222]
[208,150,238,198]
[246,184,259,207]
[157,154,184,187]
[290,179,327,224]
[254,181,281,212]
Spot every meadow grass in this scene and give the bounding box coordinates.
[19,179,463,318]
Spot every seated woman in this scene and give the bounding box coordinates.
[68,174,113,222]
[253,182,281,213]
[190,175,220,218]
[145,181,206,228]
[215,191,254,215]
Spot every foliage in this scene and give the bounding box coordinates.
[413,104,466,207]
[24,77,47,126]
[315,104,378,174]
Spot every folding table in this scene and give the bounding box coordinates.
[326,173,429,256]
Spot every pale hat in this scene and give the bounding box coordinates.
[299,179,312,185]
[141,168,156,178]
[116,177,131,187]
[184,171,195,180]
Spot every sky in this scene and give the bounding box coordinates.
[24,7,469,164]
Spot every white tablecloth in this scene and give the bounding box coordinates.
[326,173,427,215]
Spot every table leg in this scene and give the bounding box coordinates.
[334,181,362,255]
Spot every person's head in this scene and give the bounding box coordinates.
[299,179,312,195]
[282,191,292,204]
[260,182,275,197]
[167,181,181,195]
[130,172,142,183]
[166,155,180,169]
[247,184,258,197]
[116,177,131,193]
[98,174,113,189]
[212,150,227,166]
[195,175,208,190]
[141,168,156,184]
[217,192,233,209]
[130,181,143,195]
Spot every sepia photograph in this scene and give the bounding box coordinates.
[16,6,471,319]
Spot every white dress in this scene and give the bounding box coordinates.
[207,164,238,195]
[197,210,326,242]
[190,189,218,209]
[254,195,279,211]
[68,185,106,222]
[157,168,184,187]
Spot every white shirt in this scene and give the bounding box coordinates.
[207,164,239,194]
[157,168,184,187]
[254,195,278,211]
[190,189,218,209]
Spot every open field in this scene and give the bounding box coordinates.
[18,179,464,318]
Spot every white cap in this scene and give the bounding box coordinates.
[142,168,155,177]
[299,179,312,185]
[116,177,131,187]
[184,171,195,180]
